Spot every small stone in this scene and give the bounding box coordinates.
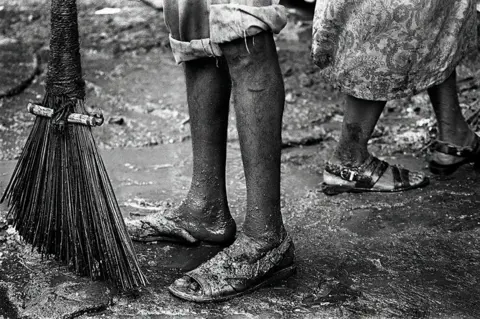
[95,8,122,15]
[108,116,125,125]
[285,92,296,104]
[283,67,294,77]
[148,138,159,146]
[299,74,314,88]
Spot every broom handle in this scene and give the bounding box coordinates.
[46,0,85,99]
[27,103,104,127]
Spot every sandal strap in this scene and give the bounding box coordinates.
[325,156,389,189]
[401,166,411,188]
[360,156,389,187]
[392,165,411,189]
[431,136,480,158]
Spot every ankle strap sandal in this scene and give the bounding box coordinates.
[429,135,480,176]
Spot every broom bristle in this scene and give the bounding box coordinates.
[2,95,147,290]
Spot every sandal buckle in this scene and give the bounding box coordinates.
[340,169,357,182]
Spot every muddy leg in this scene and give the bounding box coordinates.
[428,70,477,165]
[146,0,236,244]
[333,95,386,167]
[172,58,236,244]
[219,33,286,249]
[168,15,295,302]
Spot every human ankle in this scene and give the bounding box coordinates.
[176,193,236,244]
[241,225,287,250]
[331,144,369,167]
[438,127,476,147]
[182,190,229,218]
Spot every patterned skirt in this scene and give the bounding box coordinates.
[312,0,477,100]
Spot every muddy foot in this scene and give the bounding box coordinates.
[126,196,236,245]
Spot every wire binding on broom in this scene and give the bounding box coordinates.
[27,103,105,126]
[1,0,147,290]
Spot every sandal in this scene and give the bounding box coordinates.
[322,155,429,195]
[429,135,480,176]
[168,234,296,303]
[125,211,235,246]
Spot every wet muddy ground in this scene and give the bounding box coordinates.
[1,1,480,318]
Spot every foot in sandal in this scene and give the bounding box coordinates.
[156,1,291,302]
[168,233,296,302]
[125,194,236,246]
[321,95,429,195]
[322,155,429,195]
[429,132,480,176]
[428,70,480,176]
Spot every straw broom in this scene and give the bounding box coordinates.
[1,0,147,290]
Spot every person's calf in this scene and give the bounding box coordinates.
[219,33,287,249]
[330,96,386,167]
[184,57,230,184]
[136,57,236,245]
[428,70,479,166]
[428,70,475,147]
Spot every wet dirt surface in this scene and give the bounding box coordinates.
[3,1,478,161]
[0,39,39,98]
[1,0,480,318]
[2,143,480,318]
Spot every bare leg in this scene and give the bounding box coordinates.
[170,32,294,299]
[220,33,286,249]
[131,0,236,244]
[333,95,386,167]
[428,70,477,165]
[165,3,294,301]
[173,57,236,244]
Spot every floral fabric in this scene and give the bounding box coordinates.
[312,0,477,100]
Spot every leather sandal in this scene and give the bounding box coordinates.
[429,135,480,176]
[322,155,429,195]
[168,234,296,303]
